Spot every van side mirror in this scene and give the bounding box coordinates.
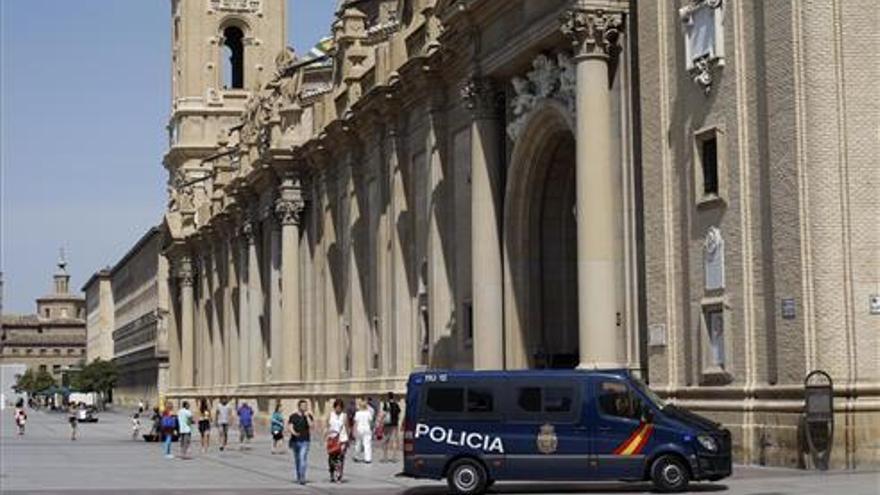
[641,405,655,424]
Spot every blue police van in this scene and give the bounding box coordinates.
[402,369,731,494]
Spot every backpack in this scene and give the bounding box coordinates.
[161,415,176,431]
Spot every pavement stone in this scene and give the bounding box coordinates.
[1,407,878,495]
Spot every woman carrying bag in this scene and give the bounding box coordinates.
[325,399,349,483]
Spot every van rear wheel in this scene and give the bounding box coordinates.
[650,455,690,493]
[446,458,487,495]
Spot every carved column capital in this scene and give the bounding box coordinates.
[275,175,306,227]
[176,256,194,287]
[460,77,503,120]
[241,219,257,245]
[560,8,625,61]
[274,197,305,227]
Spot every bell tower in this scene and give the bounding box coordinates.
[165,0,287,182]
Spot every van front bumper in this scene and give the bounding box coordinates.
[692,453,732,480]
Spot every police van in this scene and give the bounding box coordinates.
[402,369,731,494]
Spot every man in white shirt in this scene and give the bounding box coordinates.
[177,401,194,459]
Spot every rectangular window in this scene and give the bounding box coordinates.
[701,137,718,195]
[516,387,542,413]
[39,365,47,372]
[693,126,726,206]
[425,387,464,414]
[544,387,574,413]
[52,365,61,375]
[466,387,494,413]
[597,381,642,421]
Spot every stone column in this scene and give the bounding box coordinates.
[268,220,281,382]
[238,224,252,383]
[561,6,626,369]
[178,255,195,387]
[461,78,504,370]
[275,175,306,382]
[244,218,264,383]
[226,230,240,387]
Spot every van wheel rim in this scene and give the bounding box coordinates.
[662,463,683,485]
[455,466,477,490]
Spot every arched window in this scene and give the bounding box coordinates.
[222,26,244,89]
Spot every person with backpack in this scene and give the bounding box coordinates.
[160,401,177,459]
[381,392,402,462]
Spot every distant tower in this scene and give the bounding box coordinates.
[165,0,287,183]
[54,248,70,295]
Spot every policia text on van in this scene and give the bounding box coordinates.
[401,369,732,494]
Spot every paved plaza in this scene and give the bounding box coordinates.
[1,408,878,495]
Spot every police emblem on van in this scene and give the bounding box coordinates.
[536,423,558,454]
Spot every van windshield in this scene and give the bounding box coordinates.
[631,377,667,409]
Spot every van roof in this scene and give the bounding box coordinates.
[408,368,636,383]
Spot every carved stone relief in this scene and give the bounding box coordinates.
[679,0,725,94]
[704,226,725,290]
[506,53,576,140]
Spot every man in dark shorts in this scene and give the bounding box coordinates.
[288,400,314,485]
[237,401,254,450]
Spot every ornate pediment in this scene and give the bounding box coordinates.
[209,0,261,14]
[506,53,576,140]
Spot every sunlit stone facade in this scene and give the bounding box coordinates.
[160,0,879,469]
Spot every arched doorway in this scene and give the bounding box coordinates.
[504,100,579,369]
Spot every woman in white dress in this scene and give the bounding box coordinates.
[353,398,375,463]
[326,399,349,482]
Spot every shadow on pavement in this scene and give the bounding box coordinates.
[402,482,729,495]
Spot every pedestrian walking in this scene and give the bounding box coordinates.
[271,403,285,454]
[215,397,233,451]
[326,399,349,483]
[381,392,402,462]
[160,402,177,459]
[14,399,27,436]
[198,399,212,453]
[237,401,254,450]
[131,411,141,440]
[67,402,79,441]
[353,398,374,463]
[177,401,194,459]
[138,399,145,415]
[288,400,314,484]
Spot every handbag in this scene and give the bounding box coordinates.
[326,435,343,455]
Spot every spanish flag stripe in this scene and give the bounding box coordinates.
[629,424,654,455]
[618,427,647,456]
[612,423,648,455]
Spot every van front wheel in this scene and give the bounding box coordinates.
[446,458,487,495]
[650,455,690,493]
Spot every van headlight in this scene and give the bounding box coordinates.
[697,434,718,452]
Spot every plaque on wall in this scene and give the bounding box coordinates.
[648,324,667,347]
[781,298,796,320]
[704,226,725,291]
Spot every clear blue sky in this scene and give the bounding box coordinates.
[0,0,336,313]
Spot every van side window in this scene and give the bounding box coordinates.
[598,381,642,420]
[426,387,464,413]
[517,387,542,412]
[544,387,574,413]
[467,388,494,413]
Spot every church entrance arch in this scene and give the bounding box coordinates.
[503,100,579,369]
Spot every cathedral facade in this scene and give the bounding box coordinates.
[161,0,879,469]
